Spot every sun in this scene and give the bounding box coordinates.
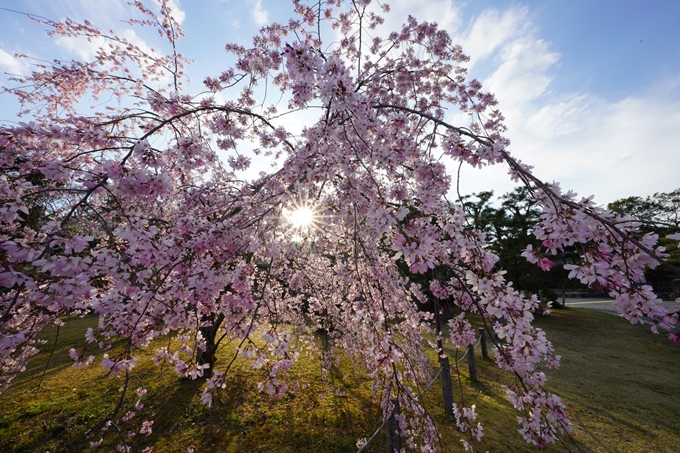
[284,201,321,234]
[289,206,316,228]
[283,184,326,236]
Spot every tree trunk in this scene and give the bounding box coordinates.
[196,313,225,378]
[386,399,402,452]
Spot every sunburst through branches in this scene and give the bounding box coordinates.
[288,206,315,229]
[283,196,323,238]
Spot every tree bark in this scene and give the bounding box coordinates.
[196,313,225,378]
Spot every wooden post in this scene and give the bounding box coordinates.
[439,357,454,415]
[433,298,453,415]
[386,398,401,453]
[478,328,489,360]
[467,344,477,382]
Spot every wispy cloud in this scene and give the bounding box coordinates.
[436,3,679,203]
[164,0,186,25]
[54,28,155,61]
[39,0,128,27]
[484,37,560,114]
[459,6,530,69]
[248,0,268,26]
[373,0,462,41]
[0,48,30,76]
[515,92,680,202]
[458,8,679,201]
[35,0,185,28]
[54,35,104,61]
[525,95,591,139]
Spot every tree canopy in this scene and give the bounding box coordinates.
[608,189,680,294]
[462,187,583,298]
[608,189,680,232]
[1,1,679,451]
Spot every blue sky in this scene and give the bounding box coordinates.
[1,0,678,205]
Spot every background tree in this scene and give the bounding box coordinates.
[463,187,582,302]
[608,190,680,230]
[608,189,680,297]
[0,1,678,451]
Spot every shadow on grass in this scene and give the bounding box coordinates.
[3,308,680,452]
[2,316,384,453]
[142,366,381,453]
[534,308,680,453]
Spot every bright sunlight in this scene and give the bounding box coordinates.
[285,204,319,242]
[289,206,315,228]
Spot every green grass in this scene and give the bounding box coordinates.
[534,309,680,453]
[1,308,679,452]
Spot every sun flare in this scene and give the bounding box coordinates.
[286,206,317,229]
[290,207,315,227]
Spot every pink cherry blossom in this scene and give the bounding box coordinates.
[0,1,677,451]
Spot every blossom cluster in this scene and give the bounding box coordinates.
[0,0,677,451]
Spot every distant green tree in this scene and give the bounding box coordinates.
[462,187,581,299]
[460,190,497,236]
[608,189,679,230]
[608,189,680,292]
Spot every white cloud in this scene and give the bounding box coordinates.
[436,3,680,204]
[327,0,461,75]
[164,0,186,25]
[54,28,155,61]
[248,0,268,26]
[369,0,462,42]
[54,35,105,61]
[452,88,680,204]
[525,95,590,139]
[484,37,559,111]
[39,0,128,27]
[513,93,680,203]
[36,0,185,29]
[53,28,171,86]
[120,29,156,57]
[459,6,529,69]
[0,48,30,76]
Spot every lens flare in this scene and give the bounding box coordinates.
[289,206,315,228]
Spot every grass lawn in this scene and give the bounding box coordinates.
[0,307,678,452]
[535,308,680,453]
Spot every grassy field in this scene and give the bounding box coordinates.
[0,308,679,452]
